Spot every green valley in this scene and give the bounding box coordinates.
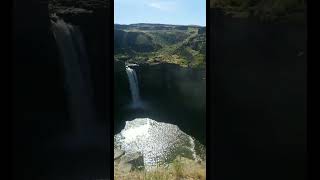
[114,24,206,68]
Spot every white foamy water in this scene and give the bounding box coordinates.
[115,118,205,170]
[121,120,151,143]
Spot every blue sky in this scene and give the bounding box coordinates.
[115,0,206,26]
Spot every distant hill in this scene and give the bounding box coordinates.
[114,29,161,53]
[114,24,206,68]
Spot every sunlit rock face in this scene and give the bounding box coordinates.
[114,118,205,170]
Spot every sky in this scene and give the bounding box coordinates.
[115,0,206,26]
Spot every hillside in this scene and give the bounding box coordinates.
[114,24,206,68]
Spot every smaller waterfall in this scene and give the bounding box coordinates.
[126,66,141,108]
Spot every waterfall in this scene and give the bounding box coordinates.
[51,18,96,135]
[126,66,141,108]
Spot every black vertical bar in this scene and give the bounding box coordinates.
[109,0,115,179]
[206,0,212,179]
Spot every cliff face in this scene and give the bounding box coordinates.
[114,62,206,144]
[138,63,206,111]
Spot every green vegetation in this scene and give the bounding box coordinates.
[114,24,206,69]
[211,0,306,21]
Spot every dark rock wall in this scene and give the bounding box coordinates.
[139,64,206,112]
[139,64,206,143]
[114,60,131,109]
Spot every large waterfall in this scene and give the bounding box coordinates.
[125,66,141,108]
[51,18,96,135]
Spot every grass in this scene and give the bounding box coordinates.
[172,158,183,179]
[114,157,206,180]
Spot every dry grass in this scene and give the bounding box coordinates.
[115,158,206,180]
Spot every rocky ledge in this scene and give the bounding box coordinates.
[49,0,109,24]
